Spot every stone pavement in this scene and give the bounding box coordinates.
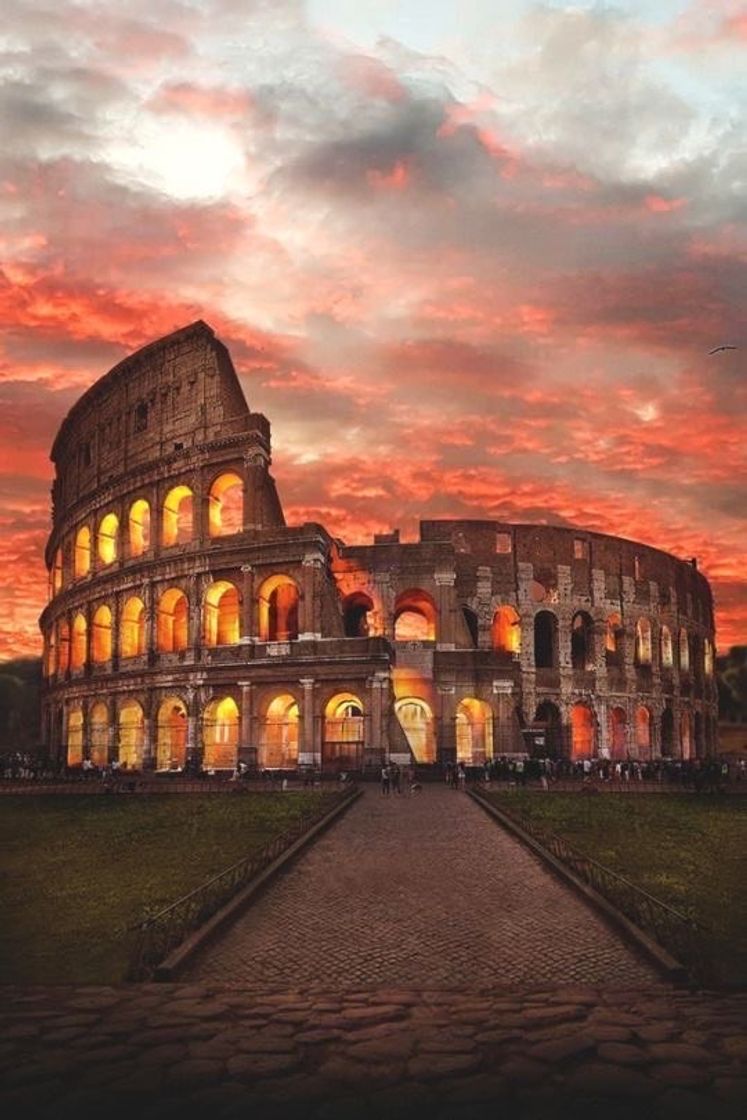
[185,785,658,989]
[1,983,745,1118]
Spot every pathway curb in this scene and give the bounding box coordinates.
[154,787,363,980]
[468,788,687,983]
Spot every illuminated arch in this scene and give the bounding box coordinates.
[534,610,558,668]
[162,485,194,547]
[118,700,144,769]
[395,697,435,764]
[90,702,109,768]
[203,581,240,646]
[67,707,84,767]
[57,619,70,674]
[157,588,189,652]
[679,628,690,672]
[394,589,437,641]
[609,706,626,759]
[570,703,595,759]
[120,597,146,658]
[71,612,87,670]
[456,698,494,765]
[260,694,299,769]
[156,697,188,771]
[52,548,63,594]
[342,592,373,638]
[323,692,364,770]
[128,499,150,557]
[571,611,594,670]
[74,526,91,578]
[492,606,521,654]
[660,625,673,669]
[45,628,57,677]
[605,613,623,666]
[91,605,112,663]
[203,696,239,770]
[258,574,299,642]
[635,706,651,755]
[208,472,244,537]
[97,512,119,565]
[704,638,714,677]
[635,617,652,666]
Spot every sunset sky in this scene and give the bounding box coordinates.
[1,0,746,659]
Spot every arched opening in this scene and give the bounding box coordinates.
[258,575,299,642]
[208,472,244,537]
[342,592,373,638]
[395,698,435,763]
[203,696,240,770]
[534,611,558,669]
[118,700,144,769]
[455,698,493,765]
[534,701,562,757]
[203,581,240,646]
[46,629,57,677]
[67,708,83,767]
[704,639,714,677]
[74,526,91,578]
[635,617,652,666]
[679,628,690,672]
[605,613,623,667]
[461,607,479,648]
[660,625,673,669]
[91,605,112,663]
[571,611,594,670]
[635,706,651,757]
[71,613,87,670]
[128,499,150,557]
[323,693,364,771]
[120,597,146,658]
[394,589,437,642]
[609,706,627,759]
[259,694,299,769]
[97,512,119,565]
[570,703,595,759]
[680,711,692,760]
[492,606,521,655]
[661,707,674,758]
[156,698,188,771]
[58,619,70,674]
[162,485,194,547]
[90,702,109,768]
[52,548,63,594]
[157,588,189,652]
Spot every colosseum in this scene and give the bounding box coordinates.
[39,321,718,773]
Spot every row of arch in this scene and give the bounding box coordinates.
[50,473,244,593]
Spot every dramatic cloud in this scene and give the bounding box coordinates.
[1,0,746,658]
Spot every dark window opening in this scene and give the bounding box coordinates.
[462,607,479,648]
[534,611,557,669]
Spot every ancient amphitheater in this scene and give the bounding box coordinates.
[39,321,718,772]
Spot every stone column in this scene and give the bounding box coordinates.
[238,679,256,768]
[493,680,517,755]
[240,565,254,642]
[189,574,202,657]
[185,686,201,769]
[299,677,318,767]
[144,580,156,661]
[142,703,155,770]
[373,571,393,639]
[435,570,456,649]
[476,566,493,648]
[300,554,323,639]
[437,684,457,765]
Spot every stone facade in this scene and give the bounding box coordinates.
[39,322,718,771]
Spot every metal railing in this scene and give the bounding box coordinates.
[472,790,712,985]
[128,784,357,980]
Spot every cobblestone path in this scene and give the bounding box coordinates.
[186,786,658,989]
[1,984,744,1118]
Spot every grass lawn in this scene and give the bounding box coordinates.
[484,791,746,985]
[0,791,336,985]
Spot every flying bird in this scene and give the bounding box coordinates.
[708,345,738,354]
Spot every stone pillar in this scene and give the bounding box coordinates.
[189,574,202,656]
[299,677,318,767]
[144,580,156,661]
[240,565,254,641]
[142,703,155,770]
[60,705,69,765]
[437,684,457,765]
[476,567,493,648]
[300,554,323,639]
[238,680,256,768]
[373,571,393,639]
[185,687,201,769]
[367,673,387,757]
[435,570,456,649]
[493,680,518,755]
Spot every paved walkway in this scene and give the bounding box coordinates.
[185,786,658,989]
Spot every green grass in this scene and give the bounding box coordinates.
[484,791,747,985]
[0,791,335,984]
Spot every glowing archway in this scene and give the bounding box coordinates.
[74,526,91,578]
[395,697,435,763]
[571,703,595,759]
[156,697,188,771]
[91,605,112,663]
[635,618,652,666]
[260,694,299,769]
[660,625,673,669]
[128,499,150,557]
[636,706,651,756]
[97,513,119,565]
[120,597,146,658]
[208,472,244,537]
[90,702,109,768]
[157,588,189,651]
[203,581,240,646]
[118,700,144,769]
[323,693,364,770]
[492,606,521,654]
[609,706,626,759]
[203,696,239,770]
[455,698,494,765]
[162,485,194,547]
[258,575,299,642]
[71,613,87,670]
[394,590,437,641]
[679,628,690,672]
[58,619,70,674]
[67,707,83,767]
[605,613,623,666]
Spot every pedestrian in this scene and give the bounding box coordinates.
[380,764,390,795]
[391,763,401,794]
